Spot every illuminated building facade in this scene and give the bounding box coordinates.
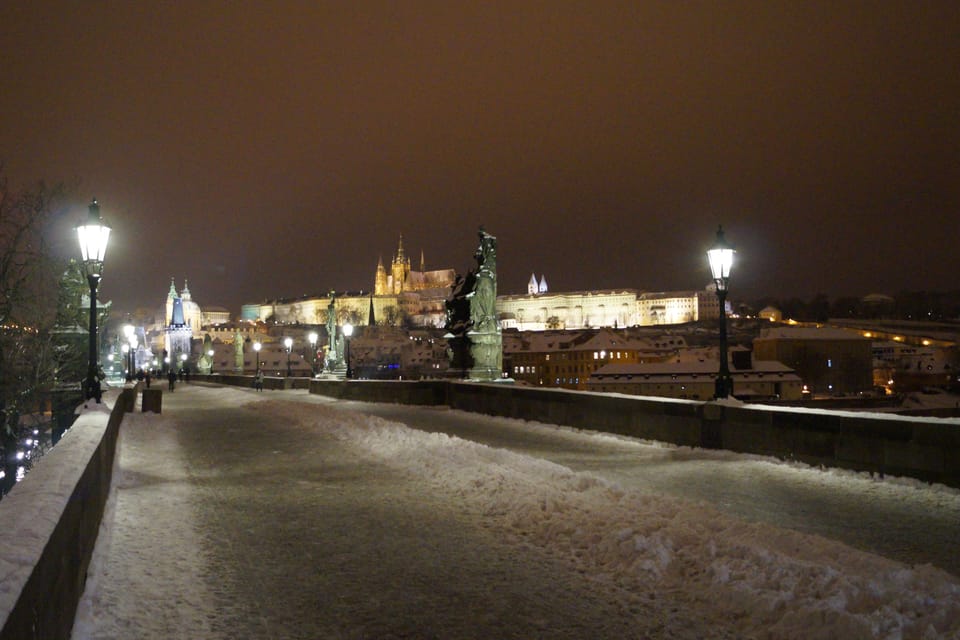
[505,328,689,390]
[498,284,719,331]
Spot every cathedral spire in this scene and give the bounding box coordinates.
[420,250,425,273]
[396,234,405,262]
[181,279,192,300]
[168,277,178,299]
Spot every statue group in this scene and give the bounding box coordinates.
[444,227,504,382]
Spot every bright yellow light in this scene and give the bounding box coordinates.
[893,336,903,342]
[863,332,872,338]
[922,339,931,346]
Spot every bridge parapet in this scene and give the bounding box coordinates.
[204,373,960,487]
[0,388,131,640]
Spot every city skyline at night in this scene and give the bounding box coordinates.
[2,2,957,313]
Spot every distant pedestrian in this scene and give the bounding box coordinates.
[167,370,177,391]
[145,371,151,388]
[254,371,264,391]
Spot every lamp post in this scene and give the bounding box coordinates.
[284,337,293,377]
[707,225,735,399]
[122,325,135,380]
[77,199,111,402]
[342,323,354,379]
[253,341,262,374]
[208,349,215,374]
[129,335,138,373]
[121,343,130,379]
[308,331,318,376]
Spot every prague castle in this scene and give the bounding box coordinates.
[374,235,456,296]
[248,236,456,328]
[497,273,719,331]
[228,236,721,331]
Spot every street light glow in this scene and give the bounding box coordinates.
[707,226,735,399]
[76,199,111,267]
[707,226,735,291]
[77,198,110,401]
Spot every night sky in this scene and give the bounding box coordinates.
[2,2,958,314]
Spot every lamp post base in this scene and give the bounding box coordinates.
[714,375,733,400]
[85,377,102,403]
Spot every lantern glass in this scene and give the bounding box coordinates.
[76,200,110,273]
[707,227,735,289]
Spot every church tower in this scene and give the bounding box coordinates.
[528,273,539,295]
[391,234,410,294]
[374,256,388,295]
[164,279,192,371]
[166,278,178,325]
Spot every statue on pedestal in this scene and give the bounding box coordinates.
[324,293,341,373]
[232,331,243,373]
[198,334,215,374]
[467,227,503,381]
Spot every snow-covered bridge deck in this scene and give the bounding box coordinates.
[65,384,959,639]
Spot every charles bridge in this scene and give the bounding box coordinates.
[1,376,958,638]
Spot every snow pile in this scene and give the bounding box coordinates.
[257,400,960,639]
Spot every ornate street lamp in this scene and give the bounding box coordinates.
[121,324,136,379]
[253,341,262,374]
[121,343,130,378]
[284,337,293,377]
[77,199,111,402]
[308,331,318,376]
[342,323,354,379]
[707,225,735,399]
[129,335,138,373]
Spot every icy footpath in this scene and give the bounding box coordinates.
[71,407,222,640]
[263,399,960,640]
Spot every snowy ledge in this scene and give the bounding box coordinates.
[0,389,128,640]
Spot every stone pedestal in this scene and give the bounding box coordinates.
[468,331,502,381]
